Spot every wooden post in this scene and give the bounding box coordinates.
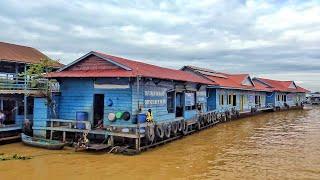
[63,131,66,142]
[136,75,141,152]
[50,121,53,140]
[23,64,27,121]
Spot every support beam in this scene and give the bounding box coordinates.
[24,64,27,121]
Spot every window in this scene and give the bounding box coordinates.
[255,95,261,105]
[232,95,237,106]
[284,95,287,102]
[228,94,232,105]
[219,94,224,105]
[167,91,175,113]
[277,95,280,101]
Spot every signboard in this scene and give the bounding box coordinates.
[144,87,166,107]
[185,93,195,106]
[94,78,129,89]
[196,91,206,103]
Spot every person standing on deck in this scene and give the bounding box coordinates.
[146,109,154,122]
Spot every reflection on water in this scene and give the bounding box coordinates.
[1,107,320,180]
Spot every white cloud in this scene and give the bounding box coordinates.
[0,0,319,91]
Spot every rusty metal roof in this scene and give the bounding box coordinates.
[0,41,63,68]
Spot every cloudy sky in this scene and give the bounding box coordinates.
[0,0,319,91]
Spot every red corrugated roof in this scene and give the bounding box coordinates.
[47,51,215,85]
[254,78,309,93]
[183,66,272,92]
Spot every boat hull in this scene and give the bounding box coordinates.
[21,133,65,150]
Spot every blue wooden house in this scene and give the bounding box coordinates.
[0,41,61,140]
[181,66,271,113]
[33,51,213,137]
[253,78,308,108]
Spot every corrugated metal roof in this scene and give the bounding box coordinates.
[182,66,272,91]
[48,51,216,85]
[0,41,63,68]
[253,78,309,93]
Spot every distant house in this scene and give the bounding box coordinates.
[307,92,320,105]
[181,66,271,113]
[0,41,62,133]
[252,78,309,108]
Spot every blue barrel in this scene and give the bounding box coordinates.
[76,112,88,129]
[137,114,147,124]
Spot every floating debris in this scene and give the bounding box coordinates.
[0,153,32,161]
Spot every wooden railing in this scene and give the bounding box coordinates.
[0,76,59,92]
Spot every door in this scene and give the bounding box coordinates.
[93,94,104,127]
[3,99,16,124]
[175,92,184,117]
[240,95,244,112]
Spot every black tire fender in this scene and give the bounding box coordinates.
[155,124,164,139]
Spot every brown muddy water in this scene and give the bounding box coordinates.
[1,107,320,180]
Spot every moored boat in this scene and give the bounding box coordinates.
[21,133,66,150]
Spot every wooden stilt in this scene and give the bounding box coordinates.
[63,131,66,142]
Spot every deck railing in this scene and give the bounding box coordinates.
[0,76,59,92]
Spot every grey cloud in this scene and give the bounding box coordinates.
[0,0,319,91]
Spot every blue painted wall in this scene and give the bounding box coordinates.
[33,98,48,137]
[207,89,216,111]
[207,88,267,112]
[266,92,275,107]
[57,78,132,126]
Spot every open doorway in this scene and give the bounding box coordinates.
[93,94,104,127]
[3,99,16,125]
[175,92,183,117]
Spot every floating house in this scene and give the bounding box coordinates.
[33,51,214,141]
[181,66,272,113]
[30,51,309,153]
[253,78,308,108]
[0,41,61,141]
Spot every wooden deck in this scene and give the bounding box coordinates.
[0,124,21,132]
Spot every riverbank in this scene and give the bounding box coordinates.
[0,107,319,180]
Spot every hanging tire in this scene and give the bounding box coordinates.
[200,116,205,126]
[196,121,201,131]
[222,113,227,122]
[182,121,188,135]
[155,124,164,139]
[210,113,215,124]
[236,110,240,118]
[171,122,178,136]
[178,120,183,132]
[145,124,155,143]
[164,124,171,138]
[217,113,221,122]
[212,112,217,123]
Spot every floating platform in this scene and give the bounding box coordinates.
[29,105,304,155]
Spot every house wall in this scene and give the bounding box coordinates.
[42,77,207,127]
[275,92,306,107]
[207,89,217,111]
[33,98,48,137]
[266,92,275,106]
[207,88,267,112]
[134,80,205,122]
[56,78,133,126]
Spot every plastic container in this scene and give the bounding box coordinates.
[137,113,147,124]
[76,112,88,129]
[116,112,123,119]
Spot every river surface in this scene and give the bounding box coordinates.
[1,107,320,180]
